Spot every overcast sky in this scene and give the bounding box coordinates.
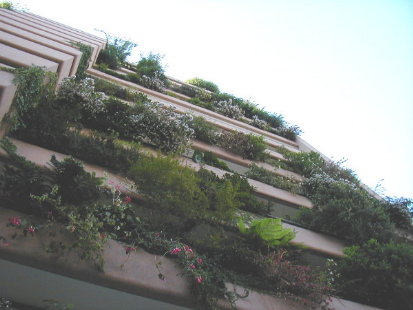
[15,0,413,199]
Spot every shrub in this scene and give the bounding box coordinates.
[135,53,166,81]
[96,33,137,69]
[186,77,219,93]
[129,156,209,219]
[9,66,57,130]
[190,116,219,144]
[381,197,412,231]
[212,99,245,120]
[297,174,394,244]
[50,156,102,205]
[218,131,266,160]
[333,239,413,310]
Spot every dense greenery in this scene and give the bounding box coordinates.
[96,33,137,70]
[1,139,331,309]
[333,240,413,310]
[187,77,219,93]
[7,66,57,130]
[72,42,92,80]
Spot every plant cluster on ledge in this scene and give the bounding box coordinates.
[0,139,333,310]
[93,36,301,142]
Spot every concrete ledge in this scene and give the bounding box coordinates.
[0,43,58,72]
[0,30,73,83]
[0,21,81,75]
[0,10,101,66]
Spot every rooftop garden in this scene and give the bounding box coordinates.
[0,25,412,310]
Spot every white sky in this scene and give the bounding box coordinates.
[14,0,413,199]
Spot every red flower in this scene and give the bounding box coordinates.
[27,226,36,233]
[189,264,196,269]
[196,276,203,284]
[125,246,136,254]
[9,216,21,226]
[2,242,11,247]
[123,196,132,204]
[170,248,181,255]
[197,258,203,264]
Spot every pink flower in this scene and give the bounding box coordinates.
[27,226,36,233]
[125,246,136,254]
[189,264,196,269]
[2,242,11,247]
[123,196,132,204]
[170,247,181,255]
[154,232,160,237]
[9,216,21,226]
[196,276,203,284]
[197,258,203,265]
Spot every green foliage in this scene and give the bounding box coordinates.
[218,131,267,160]
[0,138,53,209]
[246,164,302,193]
[135,52,166,81]
[192,150,232,172]
[238,218,295,247]
[96,32,137,69]
[298,175,394,244]
[10,66,57,130]
[72,42,92,80]
[0,1,13,9]
[333,239,413,310]
[381,197,412,231]
[190,116,219,144]
[129,155,209,219]
[50,156,103,205]
[93,78,148,102]
[186,77,219,93]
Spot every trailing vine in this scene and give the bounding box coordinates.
[9,66,57,131]
[72,42,92,80]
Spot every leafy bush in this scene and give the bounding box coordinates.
[333,239,413,310]
[217,131,266,160]
[0,1,13,9]
[381,197,412,231]
[9,66,57,130]
[297,175,394,244]
[50,156,102,205]
[96,33,137,69]
[186,77,219,93]
[212,99,245,120]
[129,156,209,219]
[190,116,219,144]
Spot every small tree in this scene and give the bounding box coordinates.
[96,31,137,69]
